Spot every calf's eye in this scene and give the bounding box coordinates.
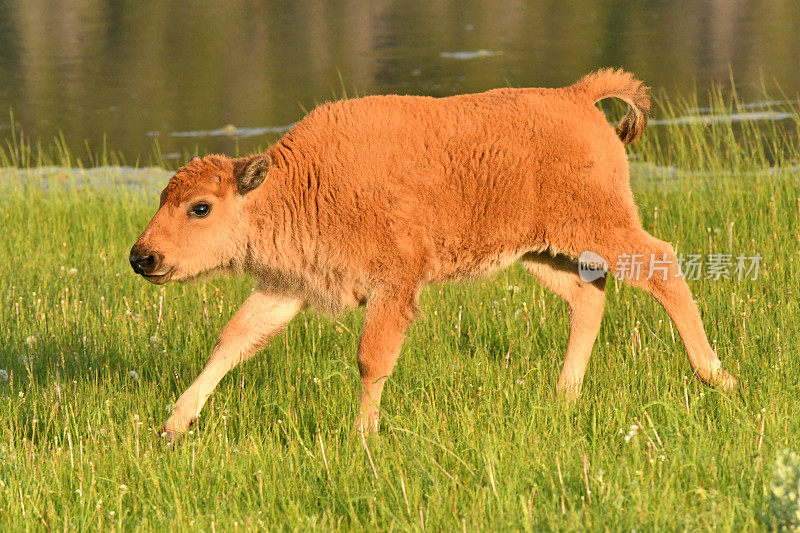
[190,202,211,218]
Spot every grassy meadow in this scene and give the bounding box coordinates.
[1,90,800,531]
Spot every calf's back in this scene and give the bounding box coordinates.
[246,80,639,311]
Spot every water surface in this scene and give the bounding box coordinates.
[0,0,798,161]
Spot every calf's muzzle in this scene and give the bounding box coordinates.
[129,244,162,276]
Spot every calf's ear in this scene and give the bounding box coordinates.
[233,155,270,195]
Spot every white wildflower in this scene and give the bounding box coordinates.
[507,285,520,294]
[128,370,140,382]
[0,370,8,382]
[24,336,35,347]
[624,424,640,443]
[68,268,78,276]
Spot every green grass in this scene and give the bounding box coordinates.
[1,90,799,531]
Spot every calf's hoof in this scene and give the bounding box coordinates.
[354,411,380,435]
[160,424,185,446]
[160,413,195,444]
[714,369,738,392]
[555,381,582,402]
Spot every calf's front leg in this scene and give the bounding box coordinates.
[162,289,304,440]
[355,291,416,434]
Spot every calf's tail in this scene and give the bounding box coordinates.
[573,68,651,145]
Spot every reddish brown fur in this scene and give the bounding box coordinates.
[132,69,736,438]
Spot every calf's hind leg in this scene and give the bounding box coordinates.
[520,253,606,397]
[355,290,416,434]
[591,228,737,389]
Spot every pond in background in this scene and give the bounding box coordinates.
[0,0,798,162]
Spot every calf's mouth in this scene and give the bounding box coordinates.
[141,269,174,285]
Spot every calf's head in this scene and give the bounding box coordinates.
[130,154,270,284]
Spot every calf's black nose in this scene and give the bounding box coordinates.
[129,244,161,275]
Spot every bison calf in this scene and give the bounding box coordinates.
[130,69,737,438]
